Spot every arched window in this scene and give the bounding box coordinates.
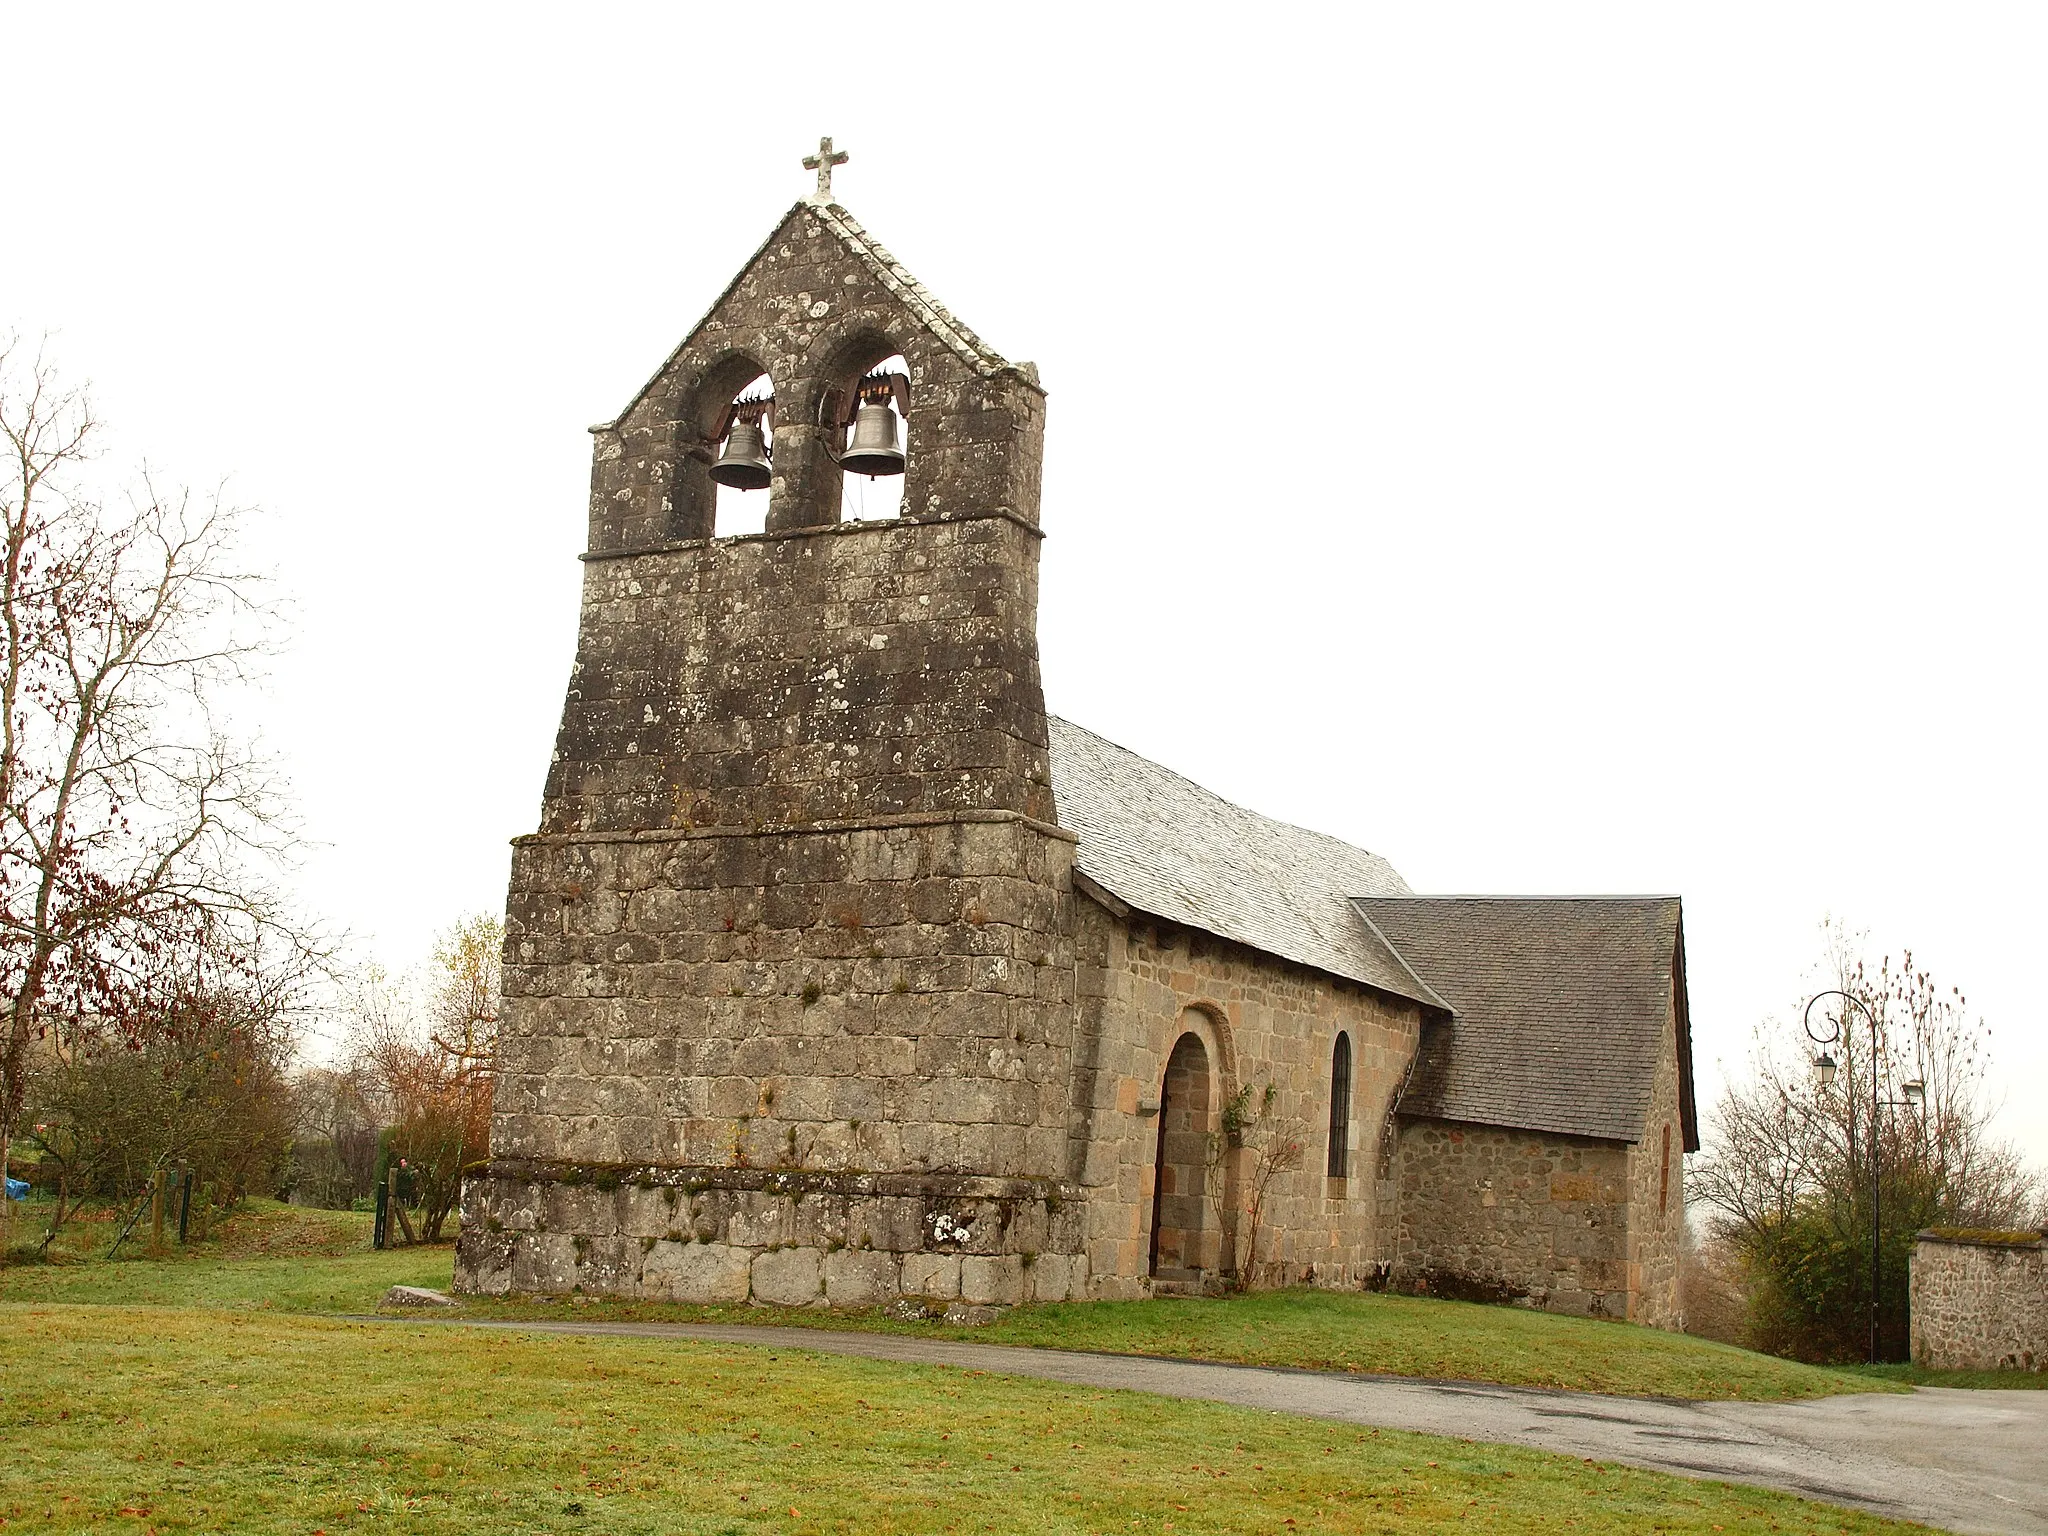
[1659,1123,1672,1215]
[1326,1031,1352,1179]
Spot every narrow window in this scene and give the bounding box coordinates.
[1659,1123,1671,1214]
[1326,1031,1353,1179]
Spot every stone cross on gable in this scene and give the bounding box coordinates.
[803,137,849,204]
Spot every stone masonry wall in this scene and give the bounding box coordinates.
[457,1165,1085,1312]
[543,514,1057,837]
[1910,1234,2048,1371]
[1392,1119,1634,1318]
[1067,895,1424,1298]
[488,816,1076,1171]
[1623,992,1686,1328]
[456,196,1076,1308]
[458,809,1082,1308]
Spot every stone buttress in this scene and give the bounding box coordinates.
[453,197,1084,1309]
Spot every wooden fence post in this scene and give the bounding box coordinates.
[373,1172,388,1250]
[149,1169,166,1257]
[389,1165,417,1245]
[177,1167,192,1244]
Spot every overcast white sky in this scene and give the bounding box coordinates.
[7,5,2044,1171]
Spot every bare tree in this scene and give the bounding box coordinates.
[1689,924,2043,1360]
[427,911,501,1214]
[0,338,304,1240]
[290,1060,383,1210]
[348,915,501,1241]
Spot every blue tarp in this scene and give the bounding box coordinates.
[3,1177,28,1201]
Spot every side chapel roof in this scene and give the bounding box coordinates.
[1356,896,1696,1149]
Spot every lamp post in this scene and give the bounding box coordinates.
[1804,990,1925,1364]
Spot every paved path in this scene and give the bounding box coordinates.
[373,1316,2048,1536]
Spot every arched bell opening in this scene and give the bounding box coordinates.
[1148,1030,1214,1281]
[833,353,911,523]
[789,333,913,530]
[666,353,773,541]
[705,370,775,538]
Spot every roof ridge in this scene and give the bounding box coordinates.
[598,202,810,431]
[1359,893,1682,903]
[1047,714,1403,875]
[1046,716,1426,1005]
[811,202,1018,380]
[599,199,1031,433]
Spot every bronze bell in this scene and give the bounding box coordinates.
[709,420,771,490]
[839,402,905,477]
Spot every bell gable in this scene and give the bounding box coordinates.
[586,198,1046,553]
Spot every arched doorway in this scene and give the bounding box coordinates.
[1149,1031,1213,1281]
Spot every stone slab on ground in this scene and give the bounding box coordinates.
[379,1286,458,1308]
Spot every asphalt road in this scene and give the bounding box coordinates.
[375,1315,2048,1535]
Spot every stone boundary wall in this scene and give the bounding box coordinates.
[457,1162,1084,1313]
[1910,1231,2048,1372]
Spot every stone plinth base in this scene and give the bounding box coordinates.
[453,1160,1086,1309]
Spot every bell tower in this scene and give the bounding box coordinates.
[457,144,1089,1311]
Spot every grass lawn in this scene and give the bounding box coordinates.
[461,1286,1900,1404]
[0,1303,1935,1535]
[475,1290,2048,1399]
[1,1200,450,1314]
[1850,1362,2048,1391]
[7,1201,2036,1399]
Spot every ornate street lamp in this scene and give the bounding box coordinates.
[1805,990,1926,1364]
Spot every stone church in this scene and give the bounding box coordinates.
[455,146,1699,1327]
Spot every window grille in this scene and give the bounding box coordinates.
[1327,1032,1353,1178]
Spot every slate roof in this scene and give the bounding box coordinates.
[1355,896,1694,1148]
[1046,717,1444,1009]
[1043,718,1693,1148]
